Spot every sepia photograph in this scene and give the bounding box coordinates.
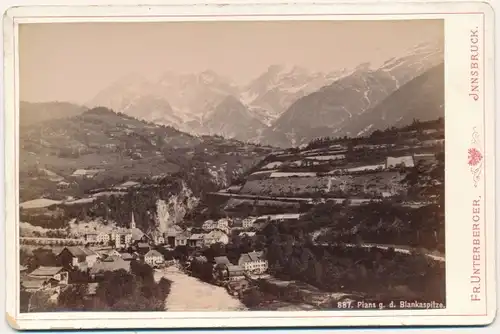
[3,1,495,329]
[17,18,446,313]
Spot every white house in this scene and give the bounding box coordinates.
[174,231,191,247]
[216,218,231,231]
[204,229,229,246]
[238,251,268,274]
[114,232,133,248]
[152,231,165,245]
[188,234,206,248]
[242,217,257,229]
[144,250,164,267]
[97,232,110,244]
[202,220,216,231]
[85,233,98,243]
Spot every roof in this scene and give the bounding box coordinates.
[177,231,191,238]
[239,232,256,237]
[239,251,265,264]
[145,250,163,258]
[165,225,184,236]
[130,227,145,241]
[189,233,206,240]
[21,277,47,290]
[29,266,65,277]
[137,242,150,248]
[214,256,231,265]
[227,265,245,276]
[60,246,98,258]
[206,230,228,239]
[90,257,130,274]
[120,252,134,260]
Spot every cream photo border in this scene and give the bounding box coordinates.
[3,1,496,330]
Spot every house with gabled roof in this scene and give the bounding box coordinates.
[202,220,216,231]
[188,234,206,248]
[57,246,100,270]
[238,251,268,274]
[174,231,191,247]
[214,256,231,266]
[204,229,229,246]
[144,250,164,267]
[21,266,69,292]
[90,256,131,279]
[227,265,246,282]
[119,252,135,261]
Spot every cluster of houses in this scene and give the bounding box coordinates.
[82,213,148,248]
[20,213,269,298]
[191,250,269,294]
[148,216,260,249]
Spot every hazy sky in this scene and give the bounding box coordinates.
[20,19,443,105]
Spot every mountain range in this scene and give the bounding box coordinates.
[33,41,444,147]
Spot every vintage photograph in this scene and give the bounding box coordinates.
[18,19,446,313]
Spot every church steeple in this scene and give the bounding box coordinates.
[130,212,136,229]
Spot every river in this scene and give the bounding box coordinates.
[154,266,247,311]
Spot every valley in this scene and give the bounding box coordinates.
[19,106,445,312]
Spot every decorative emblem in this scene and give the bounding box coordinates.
[469,127,484,187]
[468,148,483,166]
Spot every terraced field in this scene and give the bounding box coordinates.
[239,172,405,198]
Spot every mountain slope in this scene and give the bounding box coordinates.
[20,106,273,203]
[241,65,348,125]
[261,42,444,147]
[87,71,240,132]
[20,101,88,127]
[261,66,399,147]
[118,95,184,129]
[350,63,444,136]
[201,96,267,142]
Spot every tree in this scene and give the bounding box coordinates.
[57,284,87,311]
[241,288,264,309]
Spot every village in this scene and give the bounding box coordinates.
[20,208,277,311]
